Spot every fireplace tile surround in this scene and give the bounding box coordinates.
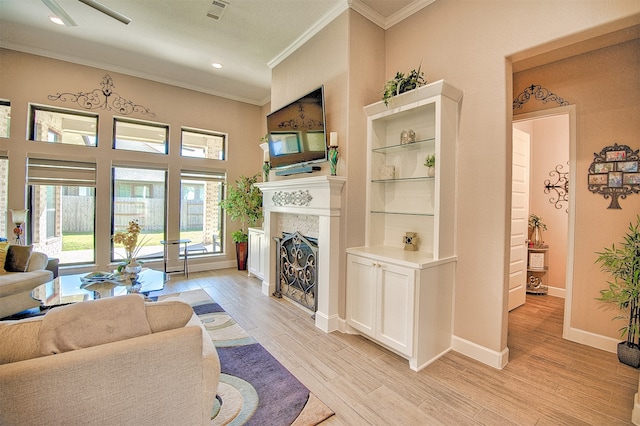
[255,176,346,332]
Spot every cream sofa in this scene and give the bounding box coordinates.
[0,251,53,318]
[0,294,220,425]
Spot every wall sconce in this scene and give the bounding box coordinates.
[10,209,28,245]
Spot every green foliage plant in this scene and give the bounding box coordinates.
[596,215,640,347]
[382,65,427,106]
[220,174,263,243]
[424,154,435,168]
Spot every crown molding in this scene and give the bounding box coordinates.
[350,0,436,30]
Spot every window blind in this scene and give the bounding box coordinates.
[27,158,96,187]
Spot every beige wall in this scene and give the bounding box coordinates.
[0,48,264,272]
[385,1,640,357]
[515,38,640,341]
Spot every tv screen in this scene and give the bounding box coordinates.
[267,87,327,169]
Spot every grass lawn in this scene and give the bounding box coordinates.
[62,231,207,251]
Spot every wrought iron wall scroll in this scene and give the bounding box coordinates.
[513,84,569,109]
[587,143,639,209]
[544,163,569,212]
[48,74,156,117]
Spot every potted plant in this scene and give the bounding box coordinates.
[528,213,547,247]
[220,174,263,270]
[424,154,435,177]
[596,215,640,368]
[382,65,427,106]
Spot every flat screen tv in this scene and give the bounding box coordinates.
[266,86,327,172]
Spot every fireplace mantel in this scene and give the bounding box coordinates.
[256,175,346,332]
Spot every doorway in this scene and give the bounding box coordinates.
[510,106,576,335]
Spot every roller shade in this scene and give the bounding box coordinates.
[180,169,225,182]
[27,158,96,187]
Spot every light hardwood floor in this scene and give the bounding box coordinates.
[157,269,639,425]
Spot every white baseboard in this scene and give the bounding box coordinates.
[547,285,565,298]
[452,335,509,369]
[563,326,619,353]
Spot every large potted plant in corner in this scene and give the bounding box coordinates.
[596,215,640,368]
[220,174,263,270]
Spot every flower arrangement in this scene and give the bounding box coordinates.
[528,214,547,232]
[113,220,148,264]
[424,154,435,168]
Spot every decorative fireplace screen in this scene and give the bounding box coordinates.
[273,231,318,313]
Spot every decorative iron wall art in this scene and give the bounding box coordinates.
[588,143,640,209]
[544,163,569,212]
[48,74,156,117]
[513,84,569,109]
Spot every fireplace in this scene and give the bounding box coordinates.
[255,176,346,333]
[274,231,318,313]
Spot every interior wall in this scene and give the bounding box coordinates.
[384,1,640,359]
[514,38,640,343]
[0,48,264,272]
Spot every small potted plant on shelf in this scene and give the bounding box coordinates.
[596,215,640,368]
[424,154,435,177]
[220,174,263,270]
[528,213,547,247]
[382,65,427,106]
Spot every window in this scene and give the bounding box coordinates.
[181,128,225,159]
[112,166,167,262]
[27,158,97,265]
[0,100,10,138]
[114,119,168,154]
[29,105,98,146]
[180,170,225,255]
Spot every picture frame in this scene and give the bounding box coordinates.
[608,172,623,188]
[529,253,545,269]
[605,150,626,161]
[588,174,607,185]
[617,161,638,172]
[594,163,613,173]
[624,173,640,184]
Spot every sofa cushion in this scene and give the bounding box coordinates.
[0,317,44,364]
[145,299,194,333]
[38,294,152,355]
[5,245,33,272]
[0,241,11,274]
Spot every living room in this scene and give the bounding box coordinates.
[1,0,640,423]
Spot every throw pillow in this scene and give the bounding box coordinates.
[5,245,33,272]
[0,241,10,274]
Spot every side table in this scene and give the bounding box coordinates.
[160,239,190,277]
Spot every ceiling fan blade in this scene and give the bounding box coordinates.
[77,0,131,25]
[41,0,77,27]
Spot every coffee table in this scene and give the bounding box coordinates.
[32,268,168,307]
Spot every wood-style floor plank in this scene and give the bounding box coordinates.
[156,269,639,425]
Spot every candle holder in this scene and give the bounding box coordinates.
[328,146,339,176]
[262,161,271,182]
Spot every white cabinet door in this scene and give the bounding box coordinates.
[377,262,415,356]
[346,254,377,336]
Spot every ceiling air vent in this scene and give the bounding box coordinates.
[207,0,229,20]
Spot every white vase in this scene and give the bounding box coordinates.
[427,166,435,177]
[125,259,142,275]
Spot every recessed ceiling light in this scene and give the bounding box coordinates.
[49,15,65,25]
[211,63,223,69]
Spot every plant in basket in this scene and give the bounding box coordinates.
[596,215,640,368]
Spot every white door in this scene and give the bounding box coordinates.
[509,128,530,311]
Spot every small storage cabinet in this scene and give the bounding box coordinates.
[248,227,265,280]
[527,245,548,294]
[346,80,462,371]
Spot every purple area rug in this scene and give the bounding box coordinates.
[193,302,333,425]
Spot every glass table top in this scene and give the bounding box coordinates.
[32,268,168,307]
